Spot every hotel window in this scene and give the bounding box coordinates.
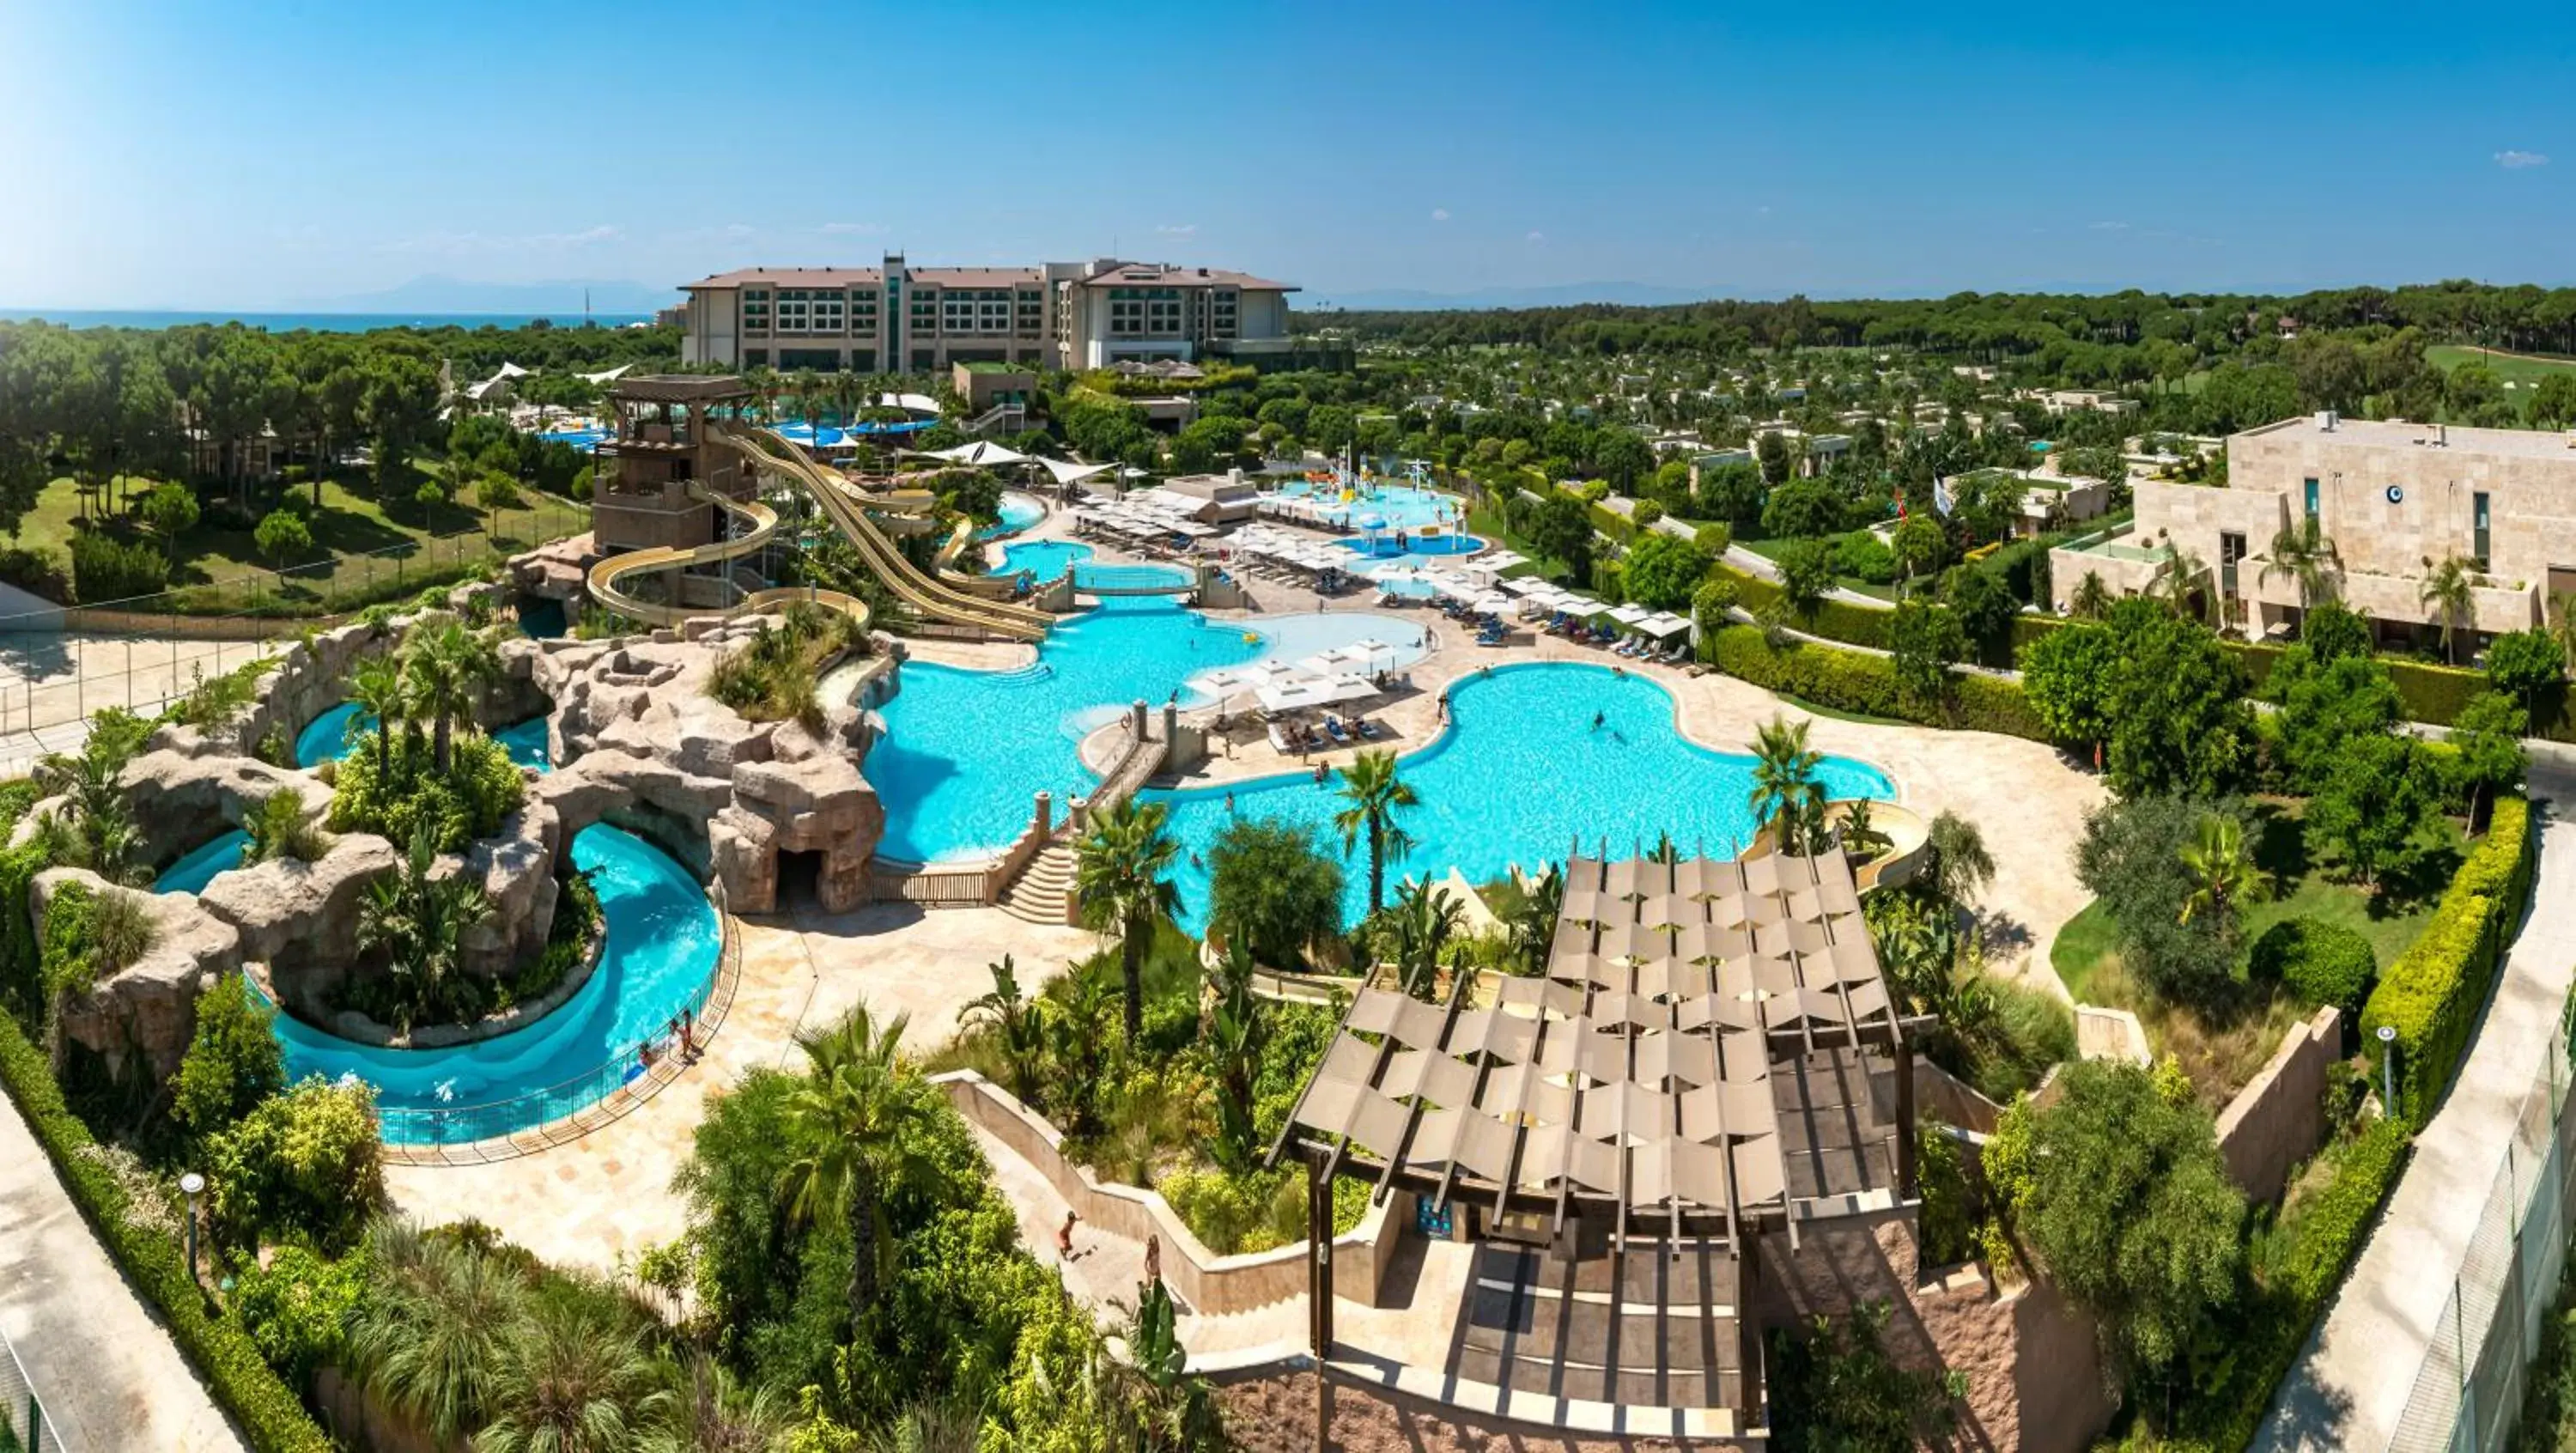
[2475,491,2491,569]
[741,289,770,334]
[2303,477,2318,519]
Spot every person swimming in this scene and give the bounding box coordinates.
[1592,710,1606,731]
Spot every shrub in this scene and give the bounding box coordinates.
[253,510,314,568]
[0,544,69,601]
[243,788,330,865]
[1691,575,1739,637]
[226,1242,368,1385]
[206,1075,386,1253]
[38,882,157,1003]
[173,971,286,1138]
[1619,530,1711,610]
[2360,795,2536,1125]
[327,730,524,852]
[0,1014,331,1450]
[69,530,171,603]
[1832,530,1897,585]
[1702,625,2050,740]
[1206,816,1344,971]
[2251,917,2379,1018]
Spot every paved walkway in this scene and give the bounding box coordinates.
[0,1084,246,1452]
[2259,762,2576,1452]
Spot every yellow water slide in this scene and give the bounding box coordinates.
[584,483,875,629]
[713,425,1051,641]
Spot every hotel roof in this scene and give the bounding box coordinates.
[2242,412,2576,463]
[1080,262,1297,291]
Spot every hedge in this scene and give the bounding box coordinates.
[1712,561,1896,650]
[2178,1116,2412,1451]
[2359,794,2537,1128]
[1700,625,2053,742]
[0,1013,332,1451]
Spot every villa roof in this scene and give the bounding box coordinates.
[1277,849,1907,1243]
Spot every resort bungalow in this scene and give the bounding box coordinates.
[1153,471,1264,524]
[1959,467,2113,538]
[2047,411,2576,650]
[1749,423,1852,477]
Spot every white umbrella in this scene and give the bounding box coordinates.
[1500,576,1552,595]
[1609,603,1655,627]
[1475,549,1528,573]
[1256,674,1381,713]
[1639,612,1692,638]
[1469,592,1514,614]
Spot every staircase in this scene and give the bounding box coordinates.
[967,403,1024,436]
[998,841,1077,925]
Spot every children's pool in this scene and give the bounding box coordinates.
[1141,663,1893,930]
[1274,481,1465,532]
[267,822,720,1146]
[867,599,1430,862]
[155,830,252,896]
[1340,532,1485,561]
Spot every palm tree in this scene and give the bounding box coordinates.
[346,653,410,779]
[2177,812,2263,928]
[474,1294,665,1453]
[401,615,501,773]
[961,955,1047,1106]
[2551,591,2576,673]
[1747,714,1825,854]
[1504,863,1563,976]
[2155,545,2214,625]
[1923,811,1995,911]
[2069,570,2111,620]
[34,741,149,885]
[2261,516,2342,612]
[778,1003,936,1325]
[347,1219,527,1443]
[1332,749,1419,916]
[1205,942,1269,1174]
[1389,878,1465,1000]
[357,823,492,1030]
[641,1357,791,1453]
[1072,799,1182,1042]
[2420,554,2479,666]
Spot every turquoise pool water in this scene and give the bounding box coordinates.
[977,492,1047,540]
[1276,481,1465,531]
[994,540,1091,581]
[868,600,1430,862]
[295,702,371,767]
[268,823,720,1145]
[517,597,568,638]
[1341,533,1485,561]
[155,830,251,896]
[1077,561,1194,591]
[1140,663,1893,930]
[299,702,551,771]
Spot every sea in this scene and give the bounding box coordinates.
[0,309,659,333]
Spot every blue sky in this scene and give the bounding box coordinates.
[2,0,2571,308]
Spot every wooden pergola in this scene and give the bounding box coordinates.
[1273,847,1923,1434]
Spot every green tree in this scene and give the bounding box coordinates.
[961,956,1047,1108]
[1203,942,1270,1176]
[2103,599,2255,799]
[1206,815,1344,970]
[1923,810,1995,911]
[2263,644,2401,792]
[1766,1301,1959,1453]
[355,822,492,1032]
[346,654,410,780]
[2259,515,2342,612]
[1747,714,1826,854]
[1890,513,1947,592]
[2300,599,2373,662]
[1997,1061,2244,1381]
[475,1297,665,1453]
[777,1003,937,1326]
[1887,599,1964,706]
[142,480,200,559]
[2176,811,2264,930]
[348,1220,526,1442]
[1073,798,1182,1041]
[2074,796,2245,1001]
[2019,620,2118,767]
[1773,538,1835,617]
[2309,733,2441,891]
[2483,627,2564,717]
[1333,749,1419,917]
[1941,563,2018,660]
[205,1075,386,1251]
[401,614,501,775]
[1524,493,1595,585]
[1618,531,1710,611]
[2529,372,2576,429]
[473,470,524,523]
[253,508,313,568]
[172,970,285,1138]
[2447,690,2527,832]
[1388,877,1467,1000]
[1760,478,1841,539]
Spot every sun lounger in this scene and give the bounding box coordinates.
[1268,722,1295,754]
[1324,717,1352,745]
[1355,718,1382,740]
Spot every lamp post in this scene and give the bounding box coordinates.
[2378,1024,2399,1119]
[179,1172,205,1280]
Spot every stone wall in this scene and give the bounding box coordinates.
[2215,1006,2342,1205]
[33,868,242,1084]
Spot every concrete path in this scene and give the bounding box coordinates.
[2258,762,2576,1452]
[0,1085,246,1452]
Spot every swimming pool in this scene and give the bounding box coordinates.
[976,492,1048,541]
[867,599,1431,862]
[1077,562,1194,591]
[1140,663,1893,930]
[1274,481,1465,532]
[537,429,609,453]
[155,830,252,895]
[993,540,1091,581]
[1340,533,1485,561]
[987,541,1192,593]
[266,822,720,1145]
[495,718,551,770]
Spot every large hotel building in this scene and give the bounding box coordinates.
[677,253,1297,374]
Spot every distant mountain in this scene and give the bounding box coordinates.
[1299,282,1727,312]
[289,275,680,317]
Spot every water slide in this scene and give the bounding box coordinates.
[711,425,1052,641]
[585,483,876,630]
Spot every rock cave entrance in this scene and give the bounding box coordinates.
[775,848,825,912]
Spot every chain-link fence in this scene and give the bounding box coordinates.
[0,495,587,772]
[2385,997,2576,1451]
[0,1321,72,1453]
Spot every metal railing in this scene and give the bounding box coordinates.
[376,885,738,1152]
[0,495,589,751]
[0,1322,72,1453]
[2385,994,2576,1451]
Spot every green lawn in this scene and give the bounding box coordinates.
[2050,799,2464,1002]
[2427,343,2576,389]
[14,460,588,614]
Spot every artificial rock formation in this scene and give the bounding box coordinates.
[33,867,243,1081]
[532,622,883,913]
[509,532,598,602]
